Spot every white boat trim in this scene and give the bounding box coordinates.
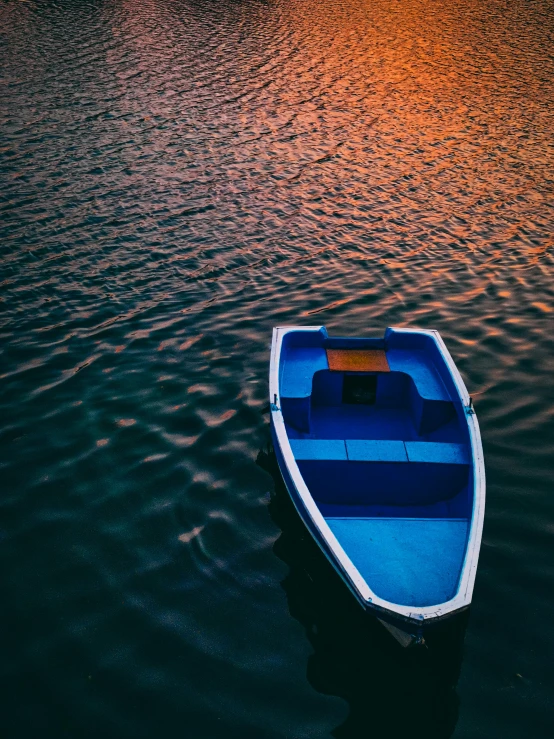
[269,325,486,623]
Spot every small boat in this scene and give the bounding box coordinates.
[269,326,485,647]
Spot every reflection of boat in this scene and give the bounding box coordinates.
[269,326,485,647]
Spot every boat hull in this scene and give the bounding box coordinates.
[269,325,485,647]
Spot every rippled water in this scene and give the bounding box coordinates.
[1,0,553,736]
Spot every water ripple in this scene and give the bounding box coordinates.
[1,0,554,737]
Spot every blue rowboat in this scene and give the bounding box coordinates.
[269,326,485,647]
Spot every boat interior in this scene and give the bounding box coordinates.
[279,328,474,608]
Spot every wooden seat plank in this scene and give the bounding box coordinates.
[326,349,390,373]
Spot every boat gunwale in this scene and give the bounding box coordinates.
[269,325,486,624]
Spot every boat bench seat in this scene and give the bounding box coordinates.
[289,438,348,460]
[280,347,328,398]
[280,347,456,435]
[346,440,408,462]
[386,350,449,401]
[280,347,328,433]
[290,439,469,465]
[280,347,448,401]
[290,439,470,507]
[386,349,454,434]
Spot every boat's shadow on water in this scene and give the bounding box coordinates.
[257,443,468,739]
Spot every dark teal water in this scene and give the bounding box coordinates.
[1,0,553,736]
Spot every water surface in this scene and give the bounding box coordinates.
[1,0,553,736]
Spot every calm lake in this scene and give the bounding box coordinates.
[1,0,553,736]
